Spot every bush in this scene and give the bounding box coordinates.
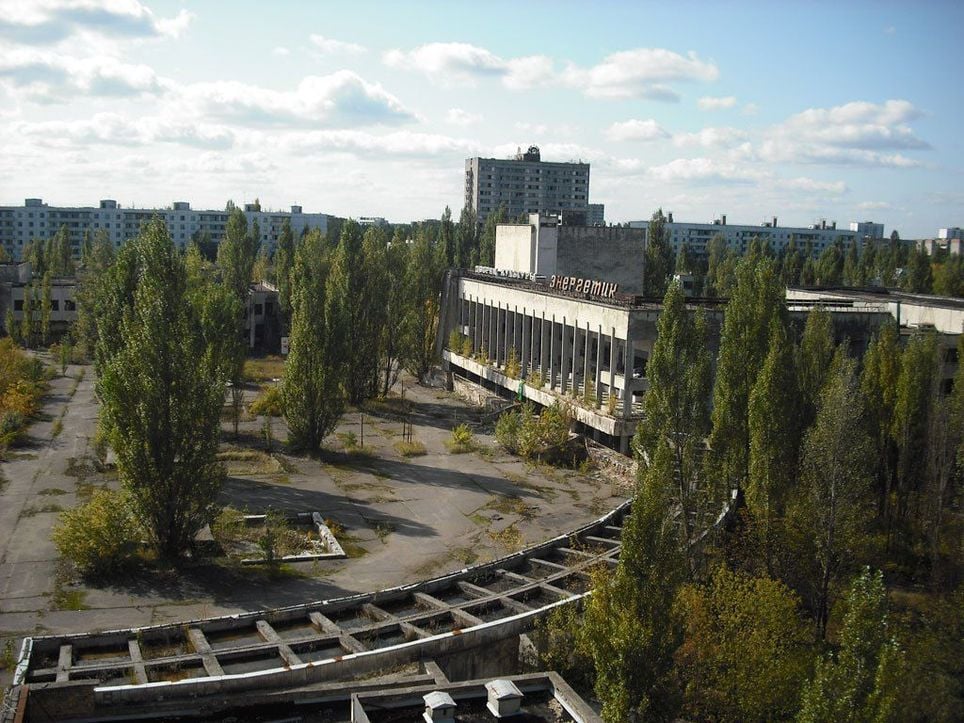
[52,488,141,577]
[0,410,25,447]
[395,440,427,457]
[448,423,475,453]
[505,347,521,379]
[248,385,283,417]
[495,407,521,453]
[461,334,474,357]
[448,329,464,353]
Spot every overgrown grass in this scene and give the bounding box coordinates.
[51,418,63,438]
[394,440,426,457]
[243,356,285,383]
[248,385,283,417]
[20,502,64,517]
[324,518,368,558]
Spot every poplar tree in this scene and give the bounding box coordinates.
[282,230,345,450]
[902,246,933,293]
[797,306,835,430]
[859,322,901,516]
[97,219,226,559]
[217,207,255,301]
[708,255,784,493]
[790,350,873,637]
[638,280,711,544]
[40,271,52,346]
[402,227,442,382]
[843,239,863,286]
[328,221,386,404]
[380,234,409,395]
[479,204,507,266]
[440,206,455,266]
[797,569,906,721]
[583,444,684,721]
[20,284,34,348]
[644,208,672,297]
[748,317,800,568]
[455,206,478,268]
[274,218,295,323]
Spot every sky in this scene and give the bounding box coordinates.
[0,0,961,237]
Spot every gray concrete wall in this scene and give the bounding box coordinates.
[555,226,646,293]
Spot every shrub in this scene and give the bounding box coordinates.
[538,401,573,450]
[448,423,475,453]
[52,488,141,577]
[248,385,283,417]
[395,440,427,457]
[495,407,521,453]
[461,334,474,357]
[0,410,25,447]
[528,370,544,389]
[505,348,521,379]
[448,329,464,352]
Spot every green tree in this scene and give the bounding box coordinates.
[20,284,34,348]
[892,331,939,522]
[815,242,844,286]
[440,205,455,266]
[96,218,226,559]
[843,239,864,286]
[583,444,685,721]
[74,229,115,358]
[217,208,256,301]
[709,255,784,494]
[402,227,442,382]
[380,235,409,395]
[455,206,478,268]
[638,280,711,545]
[644,208,673,297]
[49,224,74,276]
[5,307,16,343]
[797,568,906,723]
[797,306,835,430]
[328,221,387,404]
[674,565,812,721]
[782,236,804,286]
[282,230,345,450]
[748,317,800,568]
[801,255,817,286]
[789,351,874,637]
[859,322,901,517]
[40,271,52,346]
[479,204,507,266]
[933,254,964,297]
[902,245,933,293]
[274,218,295,324]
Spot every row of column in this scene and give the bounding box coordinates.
[456,295,635,418]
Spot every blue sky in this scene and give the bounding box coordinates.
[0,0,961,237]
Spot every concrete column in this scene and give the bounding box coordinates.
[583,321,591,403]
[495,304,503,366]
[513,305,520,355]
[540,313,548,383]
[595,324,603,408]
[560,318,570,394]
[623,338,633,419]
[609,327,616,411]
[549,315,557,390]
[521,310,530,377]
[571,319,580,395]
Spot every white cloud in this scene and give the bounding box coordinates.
[445,107,481,126]
[272,46,290,56]
[13,112,237,149]
[562,48,718,100]
[857,200,892,210]
[383,42,552,90]
[0,0,194,44]
[605,118,669,142]
[648,157,763,184]
[309,34,366,55]
[761,99,929,168]
[180,70,415,127]
[515,121,548,136]
[672,126,747,148]
[777,177,848,195]
[697,95,736,110]
[282,129,480,157]
[0,49,164,100]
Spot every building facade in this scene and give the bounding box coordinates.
[0,198,329,260]
[628,214,879,258]
[464,146,591,227]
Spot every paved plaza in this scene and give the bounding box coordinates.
[0,359,626,689]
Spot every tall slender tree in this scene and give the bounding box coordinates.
[96,218,226,559]
[40,271,52,346]
[402,227,442,382]
[274,218,295,324]
[380,234,409,395]
[644,208,673,297]
[708,255,784,494]
[282,230,345,450]
[859,322,901,518]
[797,306,835,430]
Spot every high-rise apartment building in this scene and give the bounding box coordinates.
[464,146,591,226]
[0,198,329,260]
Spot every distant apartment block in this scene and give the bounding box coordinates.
[628,213,881,257]
[919,227,963,256]
[587,203,605,226]
[464,146,591,226]
[0,198,329,260]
